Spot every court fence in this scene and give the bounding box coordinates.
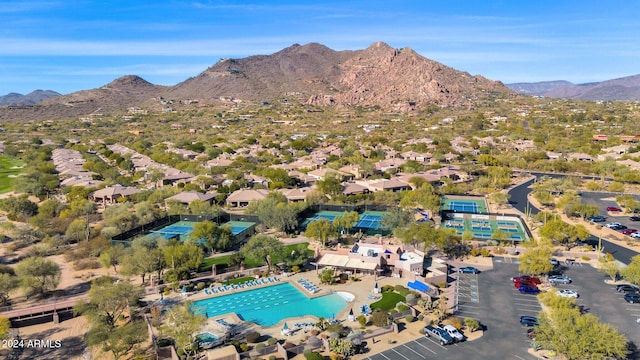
[110,212,259,245]
[440,210,533,242]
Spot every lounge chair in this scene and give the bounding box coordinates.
[245,281,250,287]
[261,278,267,284]
[218,286,224,292]
[224,285,230,291]
[211,287,217,294]
[273,276,279,281]
[204,288,210,295]
[267,277,273,283]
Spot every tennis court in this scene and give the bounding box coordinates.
[441,196,488,214]
[354,211,386,230]
[222,221,256,236]
[152,221,196,239]
[301,211,345,227]
[443,215,528,241]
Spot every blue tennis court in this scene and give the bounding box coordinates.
[152,221,195,239]
[441,196,488,214]
[354,211,385,229]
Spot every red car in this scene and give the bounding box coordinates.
[511,276,541,285]
[607,207,622,212]
[621,229,638,235]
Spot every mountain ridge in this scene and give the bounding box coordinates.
[0,90,61,106]
[507,74,640,100]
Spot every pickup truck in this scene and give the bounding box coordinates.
[442,324,465,342]
[424,325,455,345]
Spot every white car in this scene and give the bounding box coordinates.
[442,324,465,342]
[557,289,579,298]
[631,232,640,239]
[605,222,622,229]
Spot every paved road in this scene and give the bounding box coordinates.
[508,175,638,264]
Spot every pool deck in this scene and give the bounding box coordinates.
[149,270,411,344]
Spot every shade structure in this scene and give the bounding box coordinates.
[282,322,289,330]
[373,281,380,294]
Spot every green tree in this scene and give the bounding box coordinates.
[304,218,337,249]
[598,253,620,281]
[240,235,284,270]
[163,242,203,273]
[316,173,343,197]
[381,207,413,231]
[15,256,61,296]
[517,246,554,276]
[333,211,359,236]
[539,219,589,249]
[329,338,355,357]
[488,192,510,209]
[120,238,165,285]
[87,321,147,360]
[0,273,18,306]
[99,243,129,274]
[75,276,143,328]
[161,301,206,358]
[247,194,299,232]
[621,255,640,285]
[66,218,90,243]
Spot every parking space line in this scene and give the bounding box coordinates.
[390,348,412,360]
[402,343,428,358]
[413,339,438,354]
[423,337,449,350]
[378,351,393,360]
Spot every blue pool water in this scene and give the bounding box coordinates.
[192,282,347,326]
[196,332,219,343]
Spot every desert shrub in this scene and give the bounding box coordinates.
[269,356,277,360]
[464,317,480,332]
[397,304,410,312]
[417,314,424,321]
[291,265,300,273]
[437,281,447,289]
[581,255,590,261]
[357,314,367,327]
[480,248,492,257]
[469,248,482,257]
[267,337,278,346]
[494,247,506,255]
[326,323,344,335]
[443,316,463,329]
[255,343,265,351]
[381,285,394,292]
[405,293,417,305]
[304,351,324,360]
[246,331,261,343]
[404,314,415,322]
[370,310,390,327]
[394,285,409,296]
[197,282,206,290]
[73,258,101,271]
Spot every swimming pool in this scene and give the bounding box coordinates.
[192,282,348,326]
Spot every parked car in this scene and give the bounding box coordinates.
[550,258,559,266]
[549,275,571,284]
[520,315,539,327]
[424,325,455,345]
[557,289,579,298]
[616,284,640,293]
[607,206,622,212]
[459,266,479,274]
[511,275,541,284]
[588,215,606,222]
[631,232,640,239]
[605,222,623,229]
[519,285,541,294]
[514,281,537,289]
[621,229,638,235]
[630,216,640,221]
[526,328,536,338]
[442,325,465,342]
[624,293,640,304]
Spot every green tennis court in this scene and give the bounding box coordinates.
[301,210,345,227]
[441,196,488,214]
[443,216,528,241]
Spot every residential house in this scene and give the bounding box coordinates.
[92,185,142,206]
[278,187,314,202]
[225,189,269,207]
[567,152,595,162]
[165,191,218,205]
[341,182,370,196]
[307,168,353,181]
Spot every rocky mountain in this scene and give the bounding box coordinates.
[0,42,512,121]
[507,74,640,101]
[0,90,61,106]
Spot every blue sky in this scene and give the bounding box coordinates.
[2,0,639,95]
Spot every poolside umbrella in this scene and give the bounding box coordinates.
[281,322,290,336]
[373,282,380,294]
[348,308,355,321]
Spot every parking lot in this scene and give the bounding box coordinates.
[581,192,640,235]
[362,260,640,360]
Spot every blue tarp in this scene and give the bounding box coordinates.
[407,280,430,293]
